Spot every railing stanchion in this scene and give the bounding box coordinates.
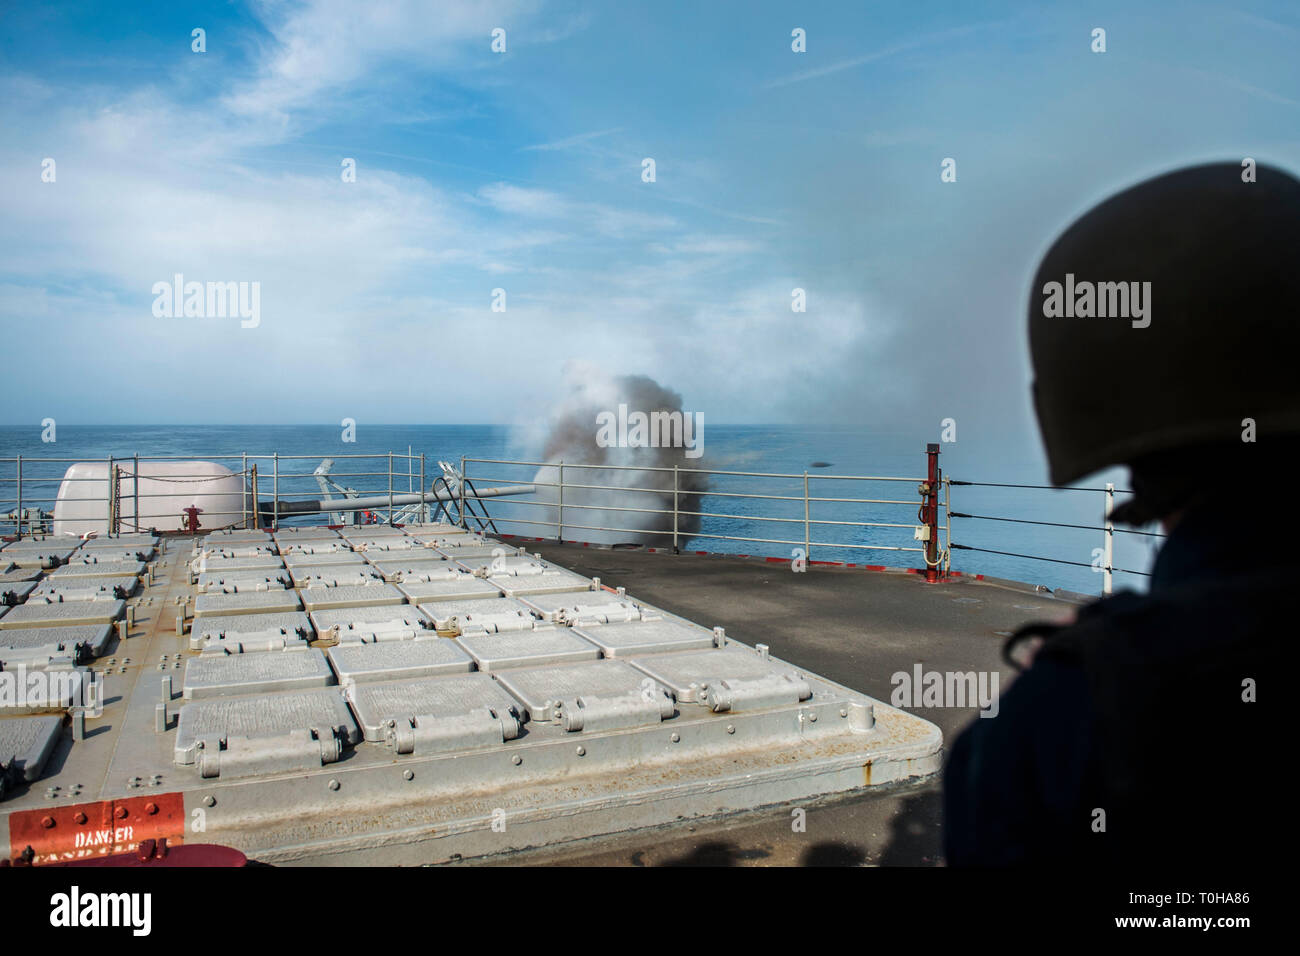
[459,455,467,529]
[557,462,564,542]
[803,471,810,562]
[273,452,279,531]
[943,476,952,577]
[420,454,426,523]
[15,454,22,537]
[242,452,248,528]
[133,453,140,533]
[107,455,115,536]
[672,465,679,554]
[249,464,259,529]
[1103,482,1114,595]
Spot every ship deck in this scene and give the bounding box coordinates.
[475,539,1085,866]
[1,526,1086,867]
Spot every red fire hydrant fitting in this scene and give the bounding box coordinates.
[181,506,203,533]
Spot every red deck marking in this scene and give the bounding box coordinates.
[53,843,246,868]
[8,792,186,866]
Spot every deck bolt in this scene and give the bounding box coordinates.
[41,816,55,829]
[576,746,586,756]
[726,724,735,734]
[203,795,215,807]
[670,733,680,743]
[145,802,158,815]
[328,779,340,791]
[403,769,414,781]
[511,755,522,766]
[73,812,87,825]
[809,712,818,722]
[115,806,129,819]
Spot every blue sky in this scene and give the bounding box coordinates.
[1,0,1297,474]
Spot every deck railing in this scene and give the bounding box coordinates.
[1,447,1164,595]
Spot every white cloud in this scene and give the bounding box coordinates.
[226,0,541,121]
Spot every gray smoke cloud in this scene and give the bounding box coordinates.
[530,370,708,545]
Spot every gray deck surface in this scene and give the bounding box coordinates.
[460,540,1086,867]
[0,526,1086,868]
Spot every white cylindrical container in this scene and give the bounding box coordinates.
[52,461,245,536]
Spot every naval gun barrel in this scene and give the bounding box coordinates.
[260,484,535,517]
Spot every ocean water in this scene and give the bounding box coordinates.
[0,424,1159,595]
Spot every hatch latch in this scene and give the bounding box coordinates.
[196,727,343,779]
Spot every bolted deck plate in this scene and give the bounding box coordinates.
[628,646,805,703]
[174,688,360,766]
[283,551,369,569]
[401,577,502,602]
[291,568,385,589]
[572,618,719,658]
[492,659,659,722]
[193,589,303,618]
[182,647,337,699]
[1,581,39,603]
[347,673,523,741]
[456,629,601,671]
[417,596,537,630]
[191,610,312,647]
[196,570,291,593]
[194,554,286,573]
[0,715,63,783]
[308,604,433,640]
[488,570,597,597]
[48,559,147,580]
[0,599,124,629]
[299,583,405,611]
[0,623,114,667]
[327,639,475,684]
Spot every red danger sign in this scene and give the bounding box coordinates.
[8,792,186,865]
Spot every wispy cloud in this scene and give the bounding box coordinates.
[763,23,993,89]
[476,182,678,235]
[522,127,622,151]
